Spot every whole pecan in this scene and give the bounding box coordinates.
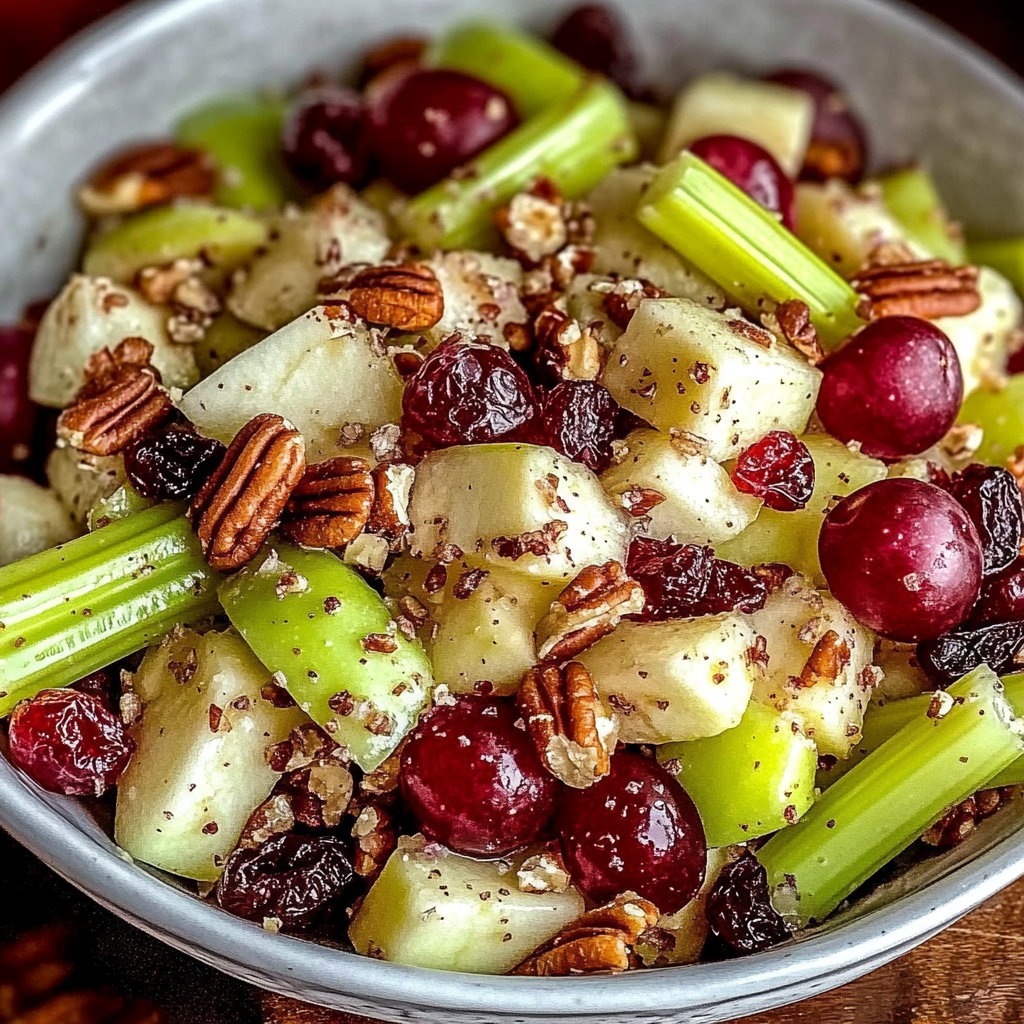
[279,456,374,549]
[534,561,645,663]
[189,413,306,571]
[851,258,982,320]
[512,894,659,976]
[517,662,615,789]
[344,263,444,331]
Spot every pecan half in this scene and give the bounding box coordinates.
[278,456,374,549]
[791,629,851,688]
[78,142,215,216]
[344,263,444,331]
[851,258,982,320]
[534,561,645,663]
[517,662,615,789]
[190,414,306,571]
[512,894,659,976]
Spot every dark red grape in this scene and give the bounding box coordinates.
[705,850,791,954]
[69,668,120,715]
[540,380,619,471]
[947,464,1023,576]
[366,69,518,194]
[550,5,638,96]
[8,689,135,796]
[689,135,795,230]
[766,68,867,183]
[969,557,1024,628]
[917,619,1024,687]
[124,426,226,501]
[0,326,39,475]
[401,337,540,449]
[558,751,706,914]
[282,85,371,190]
[819,478,984,642]
[816,316,963,459]
[731,431,814,511]
[399,697,559,857]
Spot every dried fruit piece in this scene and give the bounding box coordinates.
[124,427,226,501]
[730,431,814,512]
[916,619,1024,687]
[705,849,790,954]
[344,263,444,331]
[540,381,620,472]
[279,456,374,549]
[550,4,639,95]
[947,463,1024,576]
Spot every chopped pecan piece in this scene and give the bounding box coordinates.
[772,299,825,365]
[351,801,400,882]
[533,304,602,381]
[279,456,374,549]
[534,561,645,663]
[517,662,615,789]
[617,486,666,518]
[365,461,414,542]
[922,786,1020,848]
[343,263,444,331]
[512,893,658,976]
[851,258,982,320]
[190,413,306,571]
[791,629,851,688]
[495,184,569,266]
[601,278,670,330]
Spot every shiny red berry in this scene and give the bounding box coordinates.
[540,380,619,472]
[731,431,814,511]
[550,5,639,96]
[282,85,371,190]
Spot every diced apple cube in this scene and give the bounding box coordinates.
[0,476,78,566]
[578,615,762,744]
[601,298,822,461]
[45,446,126,526]
[194,312,267,378]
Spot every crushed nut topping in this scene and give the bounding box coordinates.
[138,258,222,344]
[616,486,667,518]
[601,278,670,331]
[517,845,571,894]
[279,456,374,550]
[338,262,444,331]
[492,521,568,561]
[922,786,1020,848]
[351,801,400,882]
[495,187,569,266]
[365,461,415,542]
[533,304,602,381]
[851,257,982,320]
[768,299,825,365]
[791,629,852,688]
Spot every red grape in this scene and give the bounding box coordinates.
[0,326,39,475]
[731,431,814,511]
[550,5,638,96]
[282,85,371,190]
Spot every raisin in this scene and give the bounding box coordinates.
[947,463,1024,576]
[217,832,357,932]
[916,619,1024,687]
[731,431,815,512]
[969,557,1024,628]
[540,380,619,472]
[705,850,791,954]
[124,426,226,500]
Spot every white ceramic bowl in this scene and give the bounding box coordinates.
[3,0,1024,1020]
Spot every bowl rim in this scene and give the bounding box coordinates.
[4,0,1024,1015]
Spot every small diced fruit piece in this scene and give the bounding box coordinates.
[877,166,966,265]
[408,443,630,581]
[659,701,816,846]
[601,298,822,461]
[114,629,309,882]
[601,427,761,544]
[716,433,886,584]
[0,476,78,567]
[659,73,814,177]
[872,643,933,702]
[578,615,761,744]
[29,275,198,408]
[87,482,159,531]
[178,305,403,462]
[194,312,267,378]
[45,446,126,527]
[350,836,585,974]
[219,544,433,771]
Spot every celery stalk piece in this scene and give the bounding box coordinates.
[757,666,1024,927]
[958,375,1024,467]
[636,151,866,350]
[398,80,637,252]
[0,504,221,716]
[426,22,584,118]
[968,237,1024,298]
[877,167,967,265]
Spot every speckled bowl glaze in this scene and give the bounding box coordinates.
[3,0,1024,1020]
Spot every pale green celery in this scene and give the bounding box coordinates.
[878,167,966,265]
[0,504,221,716]
[87,483,163,531]
[967,237,1024,298]
[636,151,865,350]
[758,667,1024,928]
[398,79,637,251]
[425,22,584,118]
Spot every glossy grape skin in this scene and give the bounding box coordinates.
[282,85,371,190]
[0,326,39,475]
[550,4,638,96]
[819,478,984,643]
[816,316,963,460]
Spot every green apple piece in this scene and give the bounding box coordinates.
[601,298,822,461]
[177,96,291,211]
[194,311,267,378]
[29,275,198,408]
[0,476,78,567]
[349,835,585,973]
[628,102,668,163]
[87,481,161,531]
[959,374,1024,467]
[601,427,762,544]
[587,166,727,307]
[969,237,1024,297]
[716,433,886,584]
[659,73,814,177]
[45,446,126,527]
[408,443,630,581]
[659,702,817,847]
[219,543,433,771]
[82,202,268,284]
[877,167,966,265]
[178,305,404,462]
[115,629,309,882]
[578,615,761,744]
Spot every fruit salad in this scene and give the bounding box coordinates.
[4,4,1024,977]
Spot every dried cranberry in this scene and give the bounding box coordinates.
[401,338,541,449]
[282,85,372,190]
[123,426,226,501]
[969,558,1024,628]
[731,431,814,511]
[550,5,639,96]
[540,380,619,471]
[917,619,1024,687]
[947,464,1024,576]
[558,752,706,914]
[218,832,356,932]
[0,326,40,475]
[8,689,135,796]
[705,850,791,954]
[399,696,559,857]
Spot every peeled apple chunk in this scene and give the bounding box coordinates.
[45,446,126,527]
[177,305,404,462]
[114,629,309,882]
[29,275,198,407]
[577,615,762,744]
[602,298,822,461]
[219,544,433,771]
[408,443,630,581]
[349,836,585,974]
[0,476,78,567]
